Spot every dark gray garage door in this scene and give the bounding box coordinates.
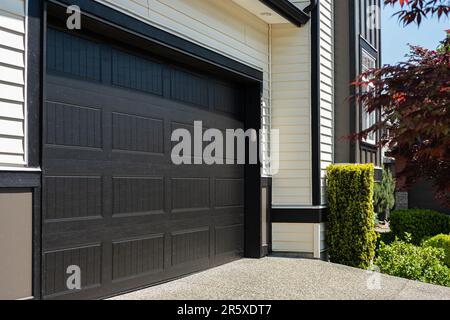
[42,27,245,299]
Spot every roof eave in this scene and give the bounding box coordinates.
[258,0,311,26]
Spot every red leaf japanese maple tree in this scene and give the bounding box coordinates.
[353,0,450,205]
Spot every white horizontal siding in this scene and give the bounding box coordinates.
[272,222,325,256]
[0,65,25,84]
[319,0,334,204]
[0,100,23,119]
[271,23,311,206]
[0,29,24,50]
[0,47,24,67]
[0,136,24,154]
[0,0,26,166]
[271,1,330,256]
[272,223,314,252]
[272,222,326,255]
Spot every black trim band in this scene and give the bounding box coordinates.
[272,207,328,223]
[26,0,43,168]
[0,172,41,188]
[49,0,263,82]
[259,0,310,26]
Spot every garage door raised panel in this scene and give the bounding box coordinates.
[42,27,245,299]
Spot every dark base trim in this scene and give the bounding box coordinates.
[271,207,329,223]
[0,171,41,188]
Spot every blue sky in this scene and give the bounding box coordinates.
[381,4,449,65]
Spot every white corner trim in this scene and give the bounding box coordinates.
[0,166,41,172]
[313,223,321,259]
[271,205,328,210]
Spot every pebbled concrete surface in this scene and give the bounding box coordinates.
[109,257,450,300]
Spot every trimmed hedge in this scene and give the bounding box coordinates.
[390,209,450,245]
[326,164,377,269]
[375,238,450,287]
[423,234,450,267]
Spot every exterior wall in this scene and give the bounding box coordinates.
[271,23,311,206]
[272,0,335,207]
[0,0,27,167]
[318,0,334,204]
[334,1,352,164]
[408,180,450,215]
[334,0,382,166]
[355,0,382,166]
[272,222,326,258]
[271,1,334,257]
[356,0,381,50]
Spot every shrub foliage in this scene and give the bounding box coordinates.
[390,209,450,244]
[373,168,395,221]
[326,164,377,269]
[375,237,450,287]
[423,234,450,268]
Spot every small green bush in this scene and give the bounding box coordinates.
[376,232,395,250]
[326,164,377,269]
[423,234,450,267]
[373,168,395,221]
[375,238,450,287]
[390,209,450,245]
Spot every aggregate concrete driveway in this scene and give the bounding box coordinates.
[110,257,450,300]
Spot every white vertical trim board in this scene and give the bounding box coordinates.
[319,222,327,252]
[313,223,321,258]
[0,0,26,167]
[261,24,272,177]
[318,0,335,204]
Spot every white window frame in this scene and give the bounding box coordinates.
[361,49,377,145]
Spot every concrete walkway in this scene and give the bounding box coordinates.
[110,257,450,300]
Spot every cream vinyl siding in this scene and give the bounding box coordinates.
[318,0,334,204]
[272,222,326,257]
[96,0,270,101]
[272,223,314,253]
[0,0,26,167]
[271,22,311,206]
